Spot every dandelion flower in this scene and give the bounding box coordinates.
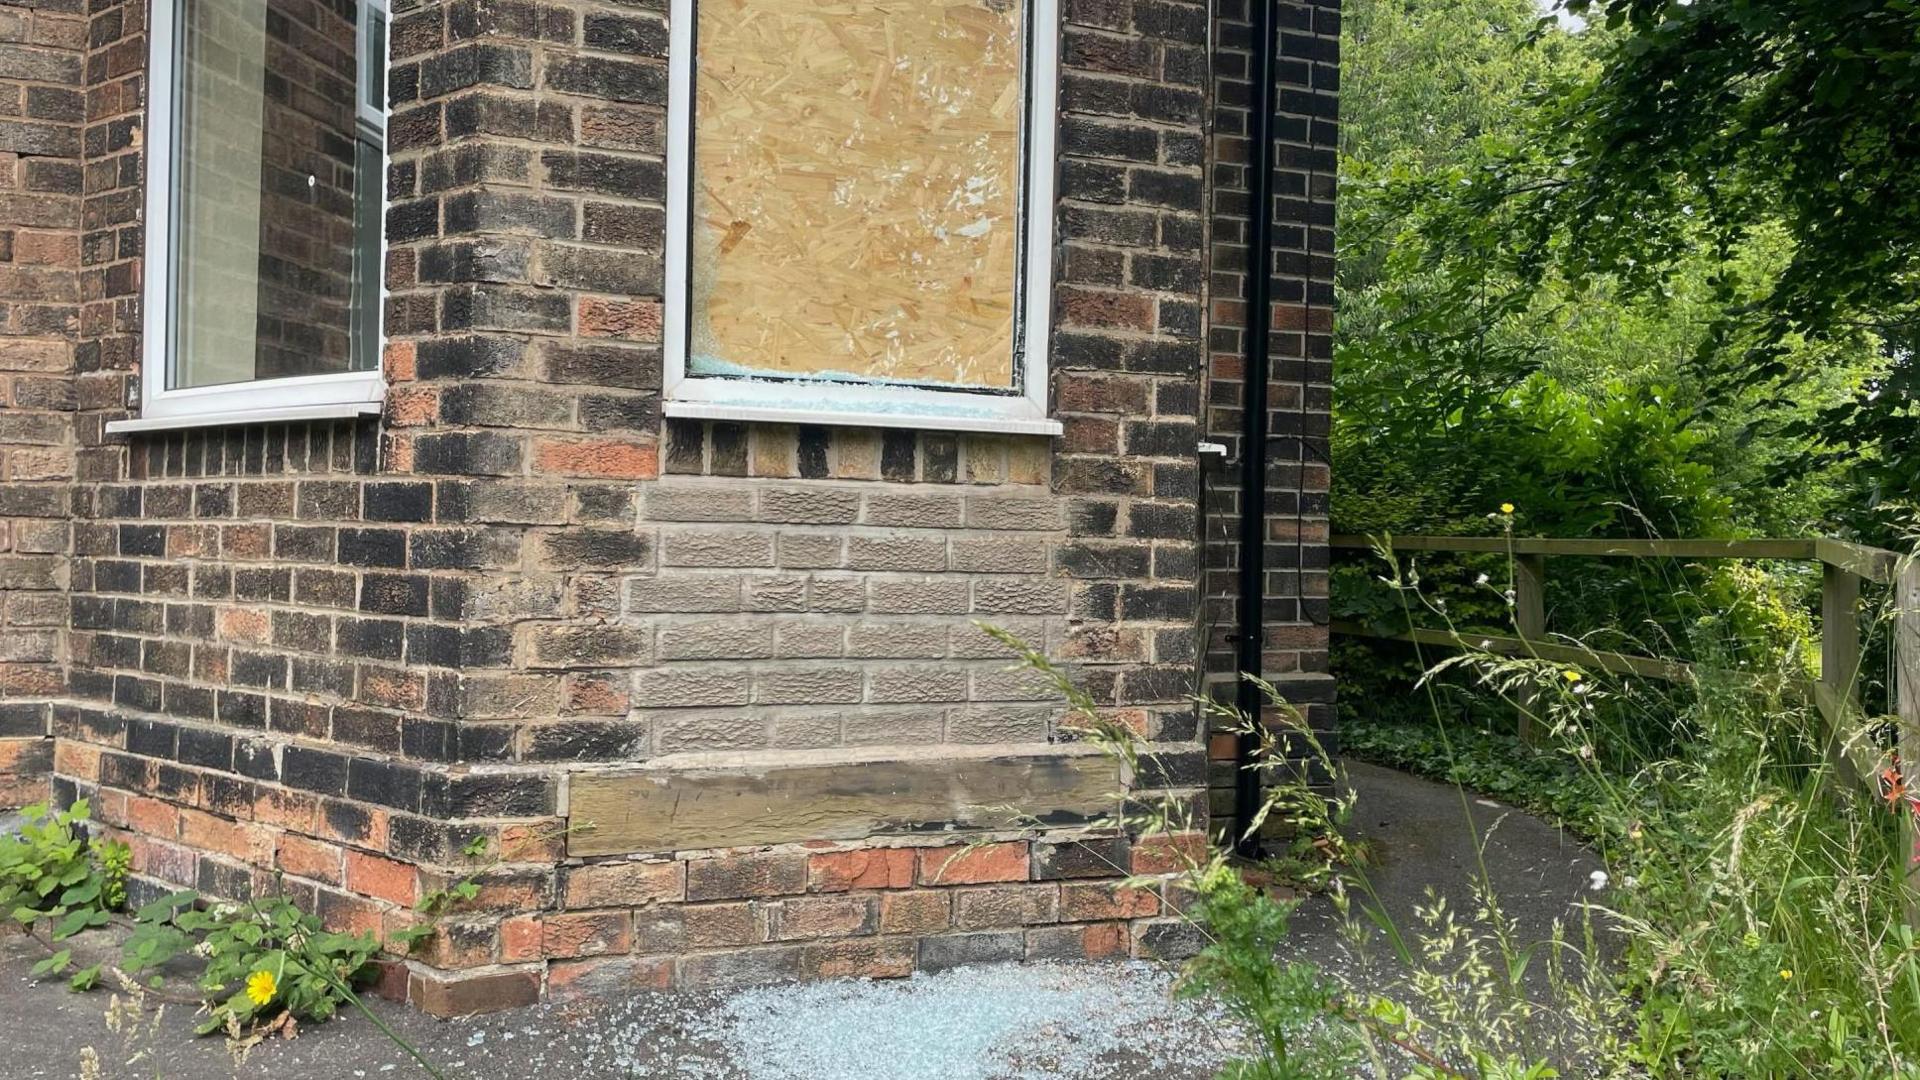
[1562,670,1583,683]
[1779,969,1793,981]
[245,969,277,1007]
[1500,502,1515,514]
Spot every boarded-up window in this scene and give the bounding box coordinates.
[686,0,1030,392]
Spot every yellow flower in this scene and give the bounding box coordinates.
[1562,670,1583,683]
[1499,502,1515,514]
[1780,969,1793,981]
[245,969,277,1006]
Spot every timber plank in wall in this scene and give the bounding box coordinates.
[567,744,1122,857]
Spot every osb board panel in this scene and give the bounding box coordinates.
[567,744,1118,856]
[689,0,1026,390]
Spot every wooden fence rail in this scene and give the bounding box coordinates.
[1329,534,1919,924]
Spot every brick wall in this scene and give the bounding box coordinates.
[0,0,85,806]
[1202,0,1339,828]
[0,0,1332,1010]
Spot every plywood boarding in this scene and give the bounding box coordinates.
[689,0,1026,390]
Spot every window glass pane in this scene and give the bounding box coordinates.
[171,0,380,389]
[688,0,1027,391]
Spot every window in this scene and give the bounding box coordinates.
[113,0,389,433]
[663,0,1061,435]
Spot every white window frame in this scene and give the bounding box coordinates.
[660,0,1062,437]
[110,0,390,435]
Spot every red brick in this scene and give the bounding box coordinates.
[387,385,438,426]
[765,895,875,941]
[563,860,685,907]
[548,955,673,1002]
[803,937,915,980]
[499,914,542,963]
[686,852,807,901]
[215,607,270,645]
[384,340,417,380]
[276,833,344,884]
[878,890,949,934]
[251,788,319,832]
[953,884,1059,929]
[917,841,1029,886]
[180,809,271,865]
[577,296,662,341]
[541,910,631,959]
[807,848,915,892]
[1059,881,1160,921]
[1058,287,1154,331]
[409,968,541,1018]
[124,795,178,839]
[346,850,419,906]
[1129,832,1206,875]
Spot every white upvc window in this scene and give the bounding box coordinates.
[111,0,390,434]
[661,0,1062,437]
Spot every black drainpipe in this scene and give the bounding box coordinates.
[1233,0,1279,860]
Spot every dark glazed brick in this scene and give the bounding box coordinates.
[364,482,434,522]
[880,429,916,481]
[709,423,748,476]
[796,426,830,479]
[282,746,351,795]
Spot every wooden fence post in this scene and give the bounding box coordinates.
[1514,553,1547,744]
[1896,561,1920,928]
[1820,563,1864,787]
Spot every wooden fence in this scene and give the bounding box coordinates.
[1329,534,1920,922]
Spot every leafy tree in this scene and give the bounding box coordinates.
[1355,0,1920,534]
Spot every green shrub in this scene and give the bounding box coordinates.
[1,800,126,941]
[124,886,378,1035]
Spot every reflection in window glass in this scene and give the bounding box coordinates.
[688,0,1028,392]
[170,0,385,389]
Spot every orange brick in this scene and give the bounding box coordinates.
[1129,833,1207,875]
[346,850,419,906]
[387,385,438,426]
[917,841,1029,886]
[215,607,270,645]
[497,822,567,863]
[384,340,417,380]
[124,795,179,840]
[180,809,271,865]
[53,740,101,781]
[499,914,542,963]
[1060,881,1160,921]
[577,297,663,341]
[807,848,915,892]
[385,432,415,472]
[532,437,657,480]
[541,910,631,959]
[276,833,344,884]
[1081,922,1130,959]
[563,859,685,907]
[221,524,270,560]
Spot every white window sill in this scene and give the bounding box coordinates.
[105,400,383,435]
[663,398,1062,437]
